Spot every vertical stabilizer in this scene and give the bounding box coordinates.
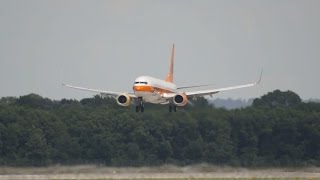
[165,44,174,83]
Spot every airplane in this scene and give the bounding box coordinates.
[63,44,262,112]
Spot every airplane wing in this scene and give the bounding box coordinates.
[62,83,137,98]
[184,71,262,97]
[177,84,215,90]
[162,81,259,99]
[185,82,257,97]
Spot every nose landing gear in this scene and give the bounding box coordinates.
[136,97,144,113]
[136,103,144,112]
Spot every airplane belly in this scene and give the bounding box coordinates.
[134,91,168,104]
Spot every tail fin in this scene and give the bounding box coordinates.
[165,44,175,83]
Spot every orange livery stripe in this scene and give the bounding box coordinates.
[134,85,174,94]
[134,86,155,92]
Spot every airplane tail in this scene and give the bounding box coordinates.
[165,44,174,83]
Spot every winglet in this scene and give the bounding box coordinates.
[165,44,175,83]
[256,69,263,84]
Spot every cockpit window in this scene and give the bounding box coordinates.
[134,82,148,84]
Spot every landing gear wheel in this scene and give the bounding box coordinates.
[136,105,144,113]
[135,97,144,113]
[169,105,177,112]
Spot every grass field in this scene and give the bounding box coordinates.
[0,164,319,180]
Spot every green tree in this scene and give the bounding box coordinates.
[0,92,320,166]
[24,127,49,165]
[253,90,301,108]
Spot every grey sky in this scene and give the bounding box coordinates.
[0,0,319,100]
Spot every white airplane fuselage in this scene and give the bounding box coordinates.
[133,76,176,104]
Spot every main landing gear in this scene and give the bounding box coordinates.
[136,97,144,113]
[169,105,177,112]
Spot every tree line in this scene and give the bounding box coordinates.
[0,90,319,166]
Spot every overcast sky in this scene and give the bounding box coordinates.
[1,0,319,100]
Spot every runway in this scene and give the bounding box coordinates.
[0,165,319,179]
[0,172,320,180]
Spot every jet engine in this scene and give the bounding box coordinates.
[173,93,188,106]
[116,94,131,106]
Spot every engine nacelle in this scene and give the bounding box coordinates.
[173,93,188,106]
[116,94,131,106]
